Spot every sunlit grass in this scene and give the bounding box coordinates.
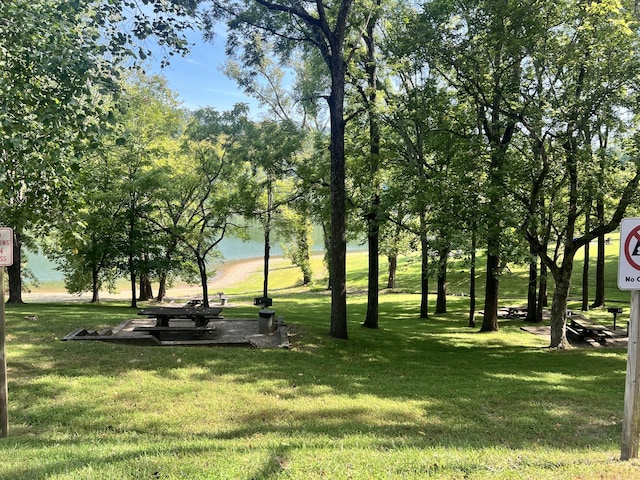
[3,242,640,478]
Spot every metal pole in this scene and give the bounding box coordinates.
[0,266,7,437]
[621,289,640,460]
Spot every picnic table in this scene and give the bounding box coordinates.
[497,306,527,319]
[567,315,611,343]
[137,306,224,327]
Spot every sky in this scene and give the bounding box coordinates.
[146,28,260,113]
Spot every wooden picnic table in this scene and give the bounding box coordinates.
[137,306,224,327]
[497,306,527,319]
[567,316,610,342]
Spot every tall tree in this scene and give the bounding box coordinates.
[348,0,384,329]
[414,0,531,332]
[43,152,127,303]
[224,41,329,288]
[111,75,186,307]
[204,0,354,338]
[235,119,305,303]
[516,0,640,348]
[0,0,118,303]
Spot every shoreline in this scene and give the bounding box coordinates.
[22,256,269,303]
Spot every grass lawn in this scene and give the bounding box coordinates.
[2,238,640,479]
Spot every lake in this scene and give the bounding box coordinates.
[26,226,365,283]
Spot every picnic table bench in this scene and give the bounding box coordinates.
[137,306,224,327]
[567,315,612,343]
[132,325,218,341]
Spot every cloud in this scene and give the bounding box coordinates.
[182,58,207,67]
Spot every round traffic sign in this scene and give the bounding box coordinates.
[624,225,640,271]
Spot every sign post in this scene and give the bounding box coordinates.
[0,227,13,438]
[619,219,640,459]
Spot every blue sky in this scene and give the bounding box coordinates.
[147,28,259,113]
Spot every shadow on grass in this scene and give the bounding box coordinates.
[1,296,628,478]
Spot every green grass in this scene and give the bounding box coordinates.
[2,239,640,479]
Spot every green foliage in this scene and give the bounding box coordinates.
[0,0,198,301]
[43,73,188,300]
[0,0,118,228]
[276,210,315,284]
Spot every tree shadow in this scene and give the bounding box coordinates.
[1,297,629,478]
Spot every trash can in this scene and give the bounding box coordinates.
[258,309,276,334]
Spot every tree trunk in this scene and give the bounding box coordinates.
[198,256,210,308]
[592,230,605,308]
[581,239,590,311]
[363,215,379,328]
[481,249,500,332]
[526,247,537,322]
[7,231,23,304]
[581,208,591,311]
[263,213,271,301]
[138,274,153,301]
[549,266,573,349]
[479,102,514,332]
[468,228,477,327]
[536,262,548,323]
[362,8,380,330]
[387,254,397,289]
[129,253,137,309]
[420,213,429,319]
[592,159,606,308]
[435,246,449,314]
[156,271,167,302]
[322,222,332,291]
[298,223,312,285]
[91,265,100,303]
[328,47,348,340]
[138,274,145,301]
[481,150,507,331]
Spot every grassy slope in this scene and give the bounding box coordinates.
[2,237,640,479]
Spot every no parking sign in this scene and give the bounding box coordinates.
[619,218,640,460]
[618,218,640,290]
[0,228,12,267]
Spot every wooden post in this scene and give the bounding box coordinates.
[0,266,7,437]
[621,289,640,460]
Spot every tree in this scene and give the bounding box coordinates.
[277,208,315,285]
[383,68,437,319]
[150,105,251,307]
[514,0,640,348]
[204,0,354,338]
[43,153,126,303]
[235,119,305,303]
[379,207,413,290]
[0,0,118,303]
[347,0,385,329]
[414,0,533,332]
[0,0,196,303]
[224,40,328,288]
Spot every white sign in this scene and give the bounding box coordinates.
[0,228,12,267]
[619,218,640,290]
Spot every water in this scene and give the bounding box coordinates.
[26,234,296,283]
[26,225,363,283]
